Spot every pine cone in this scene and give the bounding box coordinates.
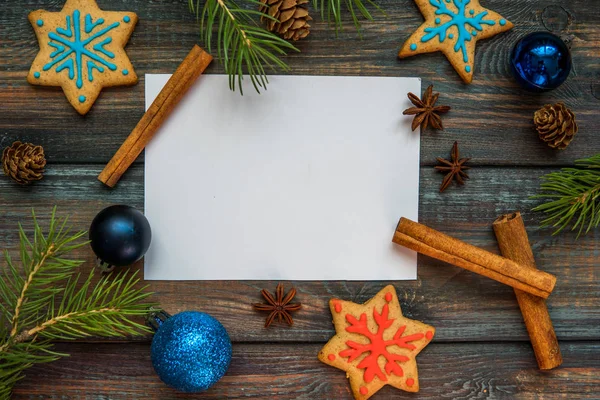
[2,141,46,185]
[534,103,578,150]
[260,0,311,41]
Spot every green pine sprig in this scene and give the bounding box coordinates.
[532,154,600,237]
[190,0,299,94]
[189,0,384,93]
[312,0,384,33]
[0,208,155,398]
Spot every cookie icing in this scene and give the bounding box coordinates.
[28,0,138,115]
[318,285,435,398]
[398,0,513,83]
[338,299,426,383]
[84,14,104,33]
[420,0,496,64]
[44,9,119,89]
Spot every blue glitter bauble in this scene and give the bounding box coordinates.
[510,32,571,91]
[151,311,232,393]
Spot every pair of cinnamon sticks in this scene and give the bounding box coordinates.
[393,213,561,370]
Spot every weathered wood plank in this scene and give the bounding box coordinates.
[1,165,598,342]
[0,1,598,164]
[2,0,599,396]
[11,341,600,399]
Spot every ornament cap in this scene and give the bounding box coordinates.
[146,308,172,332]
[558,33,575,49]
[96,257,116,273]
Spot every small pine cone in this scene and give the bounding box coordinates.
[2,141,46,185]
[260,0,311,41]
[534,103,578,150]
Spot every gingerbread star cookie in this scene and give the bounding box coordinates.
[318,285,435,399]
[399,0,513,83]
[28,0,138,115]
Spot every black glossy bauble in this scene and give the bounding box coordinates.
[89,205,152,268]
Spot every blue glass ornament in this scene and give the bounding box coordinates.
[89,205,151,271]
[510,32,572,91]
[149,311,232,393]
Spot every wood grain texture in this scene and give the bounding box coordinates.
[11,341,600,399]
[1,0,599,165]
[1,0,599,397]
[1,166,598,343]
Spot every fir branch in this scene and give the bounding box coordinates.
[0,208,155,398]
[5,208,87,339]
[532,154,600,237]
[190,0,298,94]
[312,0,384,33]
[0,340,60,398]
[10,244,55,337]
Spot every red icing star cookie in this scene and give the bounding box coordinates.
[399,0,513,83]
[28,0,138,114]
[318,285,434,399]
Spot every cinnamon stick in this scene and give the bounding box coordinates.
[98,45,213,187]
[392,218,556,299]
[493,212,562,370]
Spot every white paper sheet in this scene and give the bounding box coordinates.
[144,75,420,280]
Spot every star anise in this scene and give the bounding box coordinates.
[253,283,301,328]
[435,141,471,192]
[403,84,451,131]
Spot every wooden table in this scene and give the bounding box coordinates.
[2,0,599,398]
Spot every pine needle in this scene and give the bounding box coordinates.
[188,0,384,92]
[0,208,155,398]
[312,0,384,33]
[190,0,298,94]
[532,154,600,237]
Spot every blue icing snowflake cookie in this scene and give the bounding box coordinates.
[27,0,138,115]
[398,0,513,83]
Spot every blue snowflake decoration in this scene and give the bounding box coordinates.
[43,9,120,90]
[420,0,496,65]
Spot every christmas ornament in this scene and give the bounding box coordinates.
[0,209,153,398]
[398,0,513,83]
[510,32,572,91]
[260,0,311,41]
[318,285,435,398]
[435,141,471,192]
[89,205,151,270]
[534,103,578,149]
[253,282,301,327]
[148,310,232,393]
[403,84,451,131]
[2,141,46,185]
[27,0,138,114]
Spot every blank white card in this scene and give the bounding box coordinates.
[144,75,420,280]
